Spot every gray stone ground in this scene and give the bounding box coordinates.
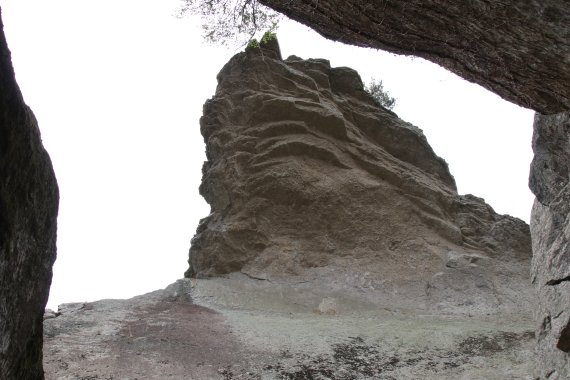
[44,276,534,380]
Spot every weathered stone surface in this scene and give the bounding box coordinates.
[0,7,59,379]
[186,38,532,317]
[43,280,269,379]
[43,276,537,379]
[530,111,570,379]
[248,3,569,376]
[259,0,570,115]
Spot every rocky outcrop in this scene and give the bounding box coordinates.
[249,3,570,376]
[530,111,570,379]
[259,0,570,115]
[187,38,532,317]
[0,7,59,379]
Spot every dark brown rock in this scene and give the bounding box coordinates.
[0,6,59,379]
[530,111,570,379]
[259,0,570,114]
[187,41,532,317]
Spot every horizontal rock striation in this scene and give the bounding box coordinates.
[0,7,59,379]
[187,38,532,316]
[255,1,570,377]
[259,0,570,114]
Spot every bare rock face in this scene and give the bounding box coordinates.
[259,0,570,115]
[246,3,570,376]
[187,38,532,317]
[530,111,570,379]
[43,278,537,379]
[43,281,268,379]
[0,7,59,379]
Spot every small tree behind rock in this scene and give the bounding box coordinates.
[176,0,280,46]
[365,78,397,110]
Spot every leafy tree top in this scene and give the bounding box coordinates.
[365,79,397,110]
[177,0,280,46]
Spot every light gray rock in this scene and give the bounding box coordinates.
[530,111,570,379]
[43,276,537,379]
[43,310,59,321]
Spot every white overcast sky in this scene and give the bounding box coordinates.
[1,0,535,309]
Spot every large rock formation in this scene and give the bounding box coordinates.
[530,111,570,379]
[187,38,532,317]
[0,7,59,379]
[259,0,570,115]
[250,2,570,377]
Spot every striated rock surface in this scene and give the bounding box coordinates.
[0,6,59,380]
[530,111,570,379]
[254,2,570,377]
[259,0,570,115]
[186,38,532,317]
[43,40,537,380]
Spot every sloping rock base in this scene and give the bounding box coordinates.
[44,278,534,380]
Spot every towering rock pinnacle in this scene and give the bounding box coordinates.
[187,36,532,316]
[0,7,59,379]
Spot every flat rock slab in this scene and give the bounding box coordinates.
[44,277,535,379]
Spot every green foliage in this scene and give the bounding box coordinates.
[261,30,277,43]
[176,0,281,46]
[365,78,397,110]
[247,38,260,49]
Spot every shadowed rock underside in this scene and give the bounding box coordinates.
[259,0,570,115]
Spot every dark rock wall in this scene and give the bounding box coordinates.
[259,0,570,115]
[530,111,570,379]
[0,7,59,379]
[188,39,533,317]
